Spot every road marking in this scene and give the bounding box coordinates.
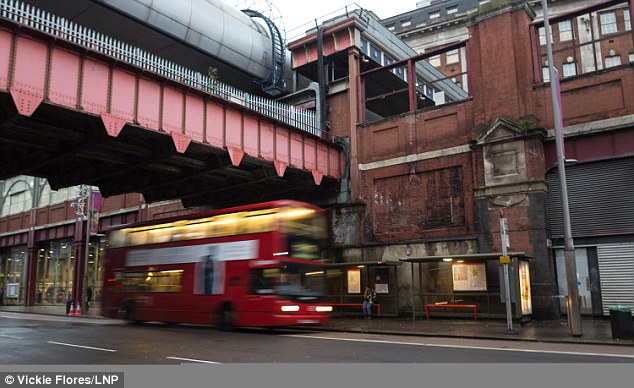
[48,341,117,352]
[283,334,634,359]
[166,356,221,364]
[0,334,24,340]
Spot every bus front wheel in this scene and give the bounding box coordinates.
[217,303,235,330]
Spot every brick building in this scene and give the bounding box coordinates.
[287,0,634,319]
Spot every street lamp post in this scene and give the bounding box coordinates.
[71,184,92,315]
[82,185,92,314]
[542,0,582,336]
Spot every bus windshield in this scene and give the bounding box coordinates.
[280,206,326,260]
[252,262,326,302]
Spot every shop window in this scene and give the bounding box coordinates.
[600,12,617,35]
[559,20,573,42]
[37,240,74,304]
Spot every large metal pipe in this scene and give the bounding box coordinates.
[23,0,291,95]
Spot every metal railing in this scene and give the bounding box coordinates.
[0,0,321,137]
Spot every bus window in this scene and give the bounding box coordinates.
[108,230,127,248]
[279,206,326,260]
[209,214,241,237]
[250,263,325,301]
[116,270,182,293]
[147,227,172,244]
[250,268,275,294]
[128,231,148,246]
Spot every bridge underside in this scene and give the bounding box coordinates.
[0,93,340,208]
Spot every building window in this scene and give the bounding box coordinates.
[447,6,458,15]
[361,38,368,55]
[625,9,631,31]
[605,55,622,67]
[370,44,381,61]
[542,66,550,82]
[9,190,27,214]
[629,53,634,62]
[429,11,440,19]
[446,49,459,64]
[563,62,577,77]
[559,20,573,42]
[428,54,441,67]
[600,12,617,35]
[539,25,552,46]
[401,19,412,27]
[386,24,395,31]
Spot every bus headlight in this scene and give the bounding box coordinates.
[281,305,300,312]
[315,306,333,312]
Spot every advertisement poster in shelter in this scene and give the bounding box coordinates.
[347,269,360,293]
[452,262,487,291]
[519,260,532,315]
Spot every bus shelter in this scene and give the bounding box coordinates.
[399,253,532,321]
[323,260,402,317]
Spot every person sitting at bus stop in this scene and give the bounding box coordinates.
[363,286,375,319]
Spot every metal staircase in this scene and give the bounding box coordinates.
[241,9,286,94]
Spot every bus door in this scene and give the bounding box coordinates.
[243,266,279,318]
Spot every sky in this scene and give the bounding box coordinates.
[229,1,417,37]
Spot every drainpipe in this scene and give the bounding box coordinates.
[317,25,327,135]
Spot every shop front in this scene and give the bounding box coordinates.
[0,237,105,309]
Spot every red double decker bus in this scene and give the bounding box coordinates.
[100,200,332,328]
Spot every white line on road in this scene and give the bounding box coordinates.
[47,341,117,352]
[283,334,634,359]
[0,334,24,340]
[166,356,221,364]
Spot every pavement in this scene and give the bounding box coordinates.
[1,304,633,347]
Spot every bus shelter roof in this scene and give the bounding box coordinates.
[324,260,403,268]
[399,252,531,263]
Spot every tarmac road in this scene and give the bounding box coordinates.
[1,312,633,364]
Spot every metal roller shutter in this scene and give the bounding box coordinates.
[597,244,634,316]
[547,158,634,238]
